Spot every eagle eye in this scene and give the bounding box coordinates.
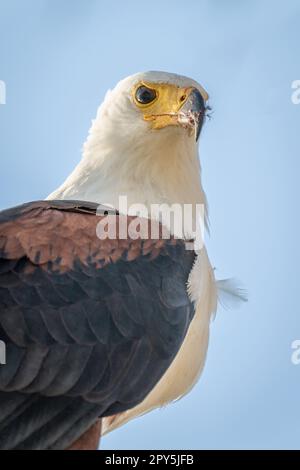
[135,85,157,105]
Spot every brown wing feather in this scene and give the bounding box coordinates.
[0,200,195,449]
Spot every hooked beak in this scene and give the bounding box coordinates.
[140,82,207,141]
[178,88,206,141]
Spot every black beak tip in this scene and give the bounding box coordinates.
[180,88,206,142]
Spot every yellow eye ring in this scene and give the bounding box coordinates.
[133,83,158,107]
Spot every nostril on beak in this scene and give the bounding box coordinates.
[178,88,206,141]
[180,94,186,103]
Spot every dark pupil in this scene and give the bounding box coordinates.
[136,86,156,104]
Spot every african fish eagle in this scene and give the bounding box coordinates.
[0,71,229,450]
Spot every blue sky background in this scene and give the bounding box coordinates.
[0,0,299,449]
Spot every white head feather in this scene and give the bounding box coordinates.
[47,71,208,226]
